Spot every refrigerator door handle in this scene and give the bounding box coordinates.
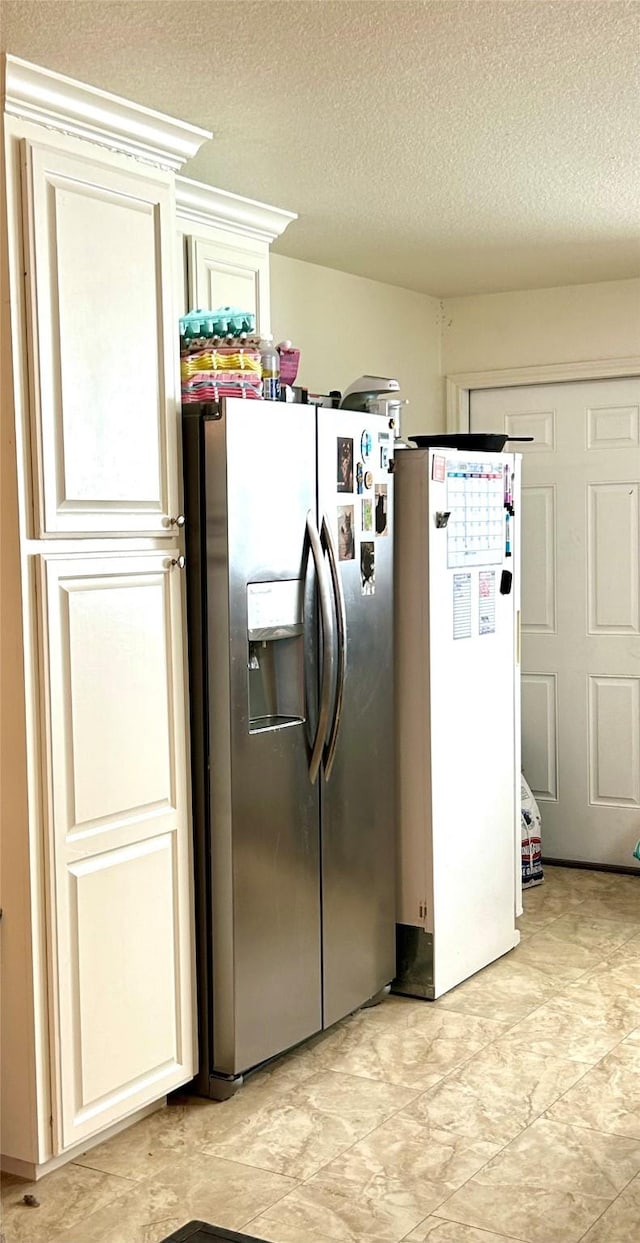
[306,510,334,785]
[321,512,347,781]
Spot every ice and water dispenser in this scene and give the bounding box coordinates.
[247,580,305,732]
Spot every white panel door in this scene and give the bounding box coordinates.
[39,552,195,1150]
[23,138,180,536]
[186,232,270,335]
[471,378,640,868]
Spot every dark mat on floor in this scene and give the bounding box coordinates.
[159,1223,270,1243]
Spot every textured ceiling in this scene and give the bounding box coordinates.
[2,0,639,297]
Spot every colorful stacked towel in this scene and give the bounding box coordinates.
[181,376,263,403]
[179,308,263,404]
[180,346,262,379]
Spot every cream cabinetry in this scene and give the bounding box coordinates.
[0,57,210,1179]
[175,175,296,331]
[23,140,180,536]
[1,54,296,1180]
[187,230,270,333]
[39,550,193,1149]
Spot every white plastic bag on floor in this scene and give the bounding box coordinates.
[521,773,543,887]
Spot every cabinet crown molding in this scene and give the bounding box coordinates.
[176,175,297,243]
[3,55,211,171]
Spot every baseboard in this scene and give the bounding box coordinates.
[1,1099,165,1181]
[543,857,639,876]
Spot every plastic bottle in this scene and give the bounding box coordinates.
[260,335,280,401]
[277,339,301,387]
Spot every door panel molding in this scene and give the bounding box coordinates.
[588,676,640,807]
[587,404,640,451]
[521,673,558,801]
[587,483,640,634]
[23,139,179,536]
[505,409,556,451]
[38,551,194,1149]
[447,358,640,432]
[521,486,556,634]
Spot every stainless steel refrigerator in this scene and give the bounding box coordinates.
[182,398,395,1098]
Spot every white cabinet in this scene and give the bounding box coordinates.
[40,552,194,1148]
[175,175,297,334]
[1,57,209,1179]
[187,232,270,334]
[23,139,180,536]
[1,54,296,1179]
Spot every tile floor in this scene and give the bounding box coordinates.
[2,866,640,1243]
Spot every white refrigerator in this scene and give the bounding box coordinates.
[394,447,522,1000]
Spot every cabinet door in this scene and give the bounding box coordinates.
[23,139,180,536]
[187,232,270,335]
[39,552,195,1150]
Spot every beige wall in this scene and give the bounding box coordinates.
[270,253,442,437]
[271,265,640,438]
[441,278,640,377]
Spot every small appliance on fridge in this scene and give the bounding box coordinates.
[182,398,396,1097]
[393,444,522,1000]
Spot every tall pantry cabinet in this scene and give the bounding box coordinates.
[1,54,210,1178]
[1,54,293,1179]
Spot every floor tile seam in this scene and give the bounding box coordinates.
[398,1115,536,1224]
[516,920,637,950]
[239,1175,307,1234]
[172,1135,308,1185]
[432,999,547,1027]
[438,988,569,1032]
[197,1145,299,1180]
[391,1018,547,1101]
[540,1109,640,1143]
[573,1164,640,1243]
[296,1056,514,1188]
[417,1033,509,1086]
[603,940,640,964]
[516,961,611,992]
[239,1111,524,1236]
[68,1140,214,1185]
[528,1058,597,1118]
[45,1209,185,1243]
[399,1217,525,1243]
[409,1022,520,1084]
[514,941,612,973]
[3,1162,139,1238]
[431,1022,607,1070]
[67,1157,140,1183]
[198,1087,423,1184]
[292,1088,436,1185]
[402,1055,600,1149]
[239,1156,408,1239]
[544,969,640,1007]
[314,1060,439,1094]
[591,918,640,942]
[352,1022,525,1108]
[428,1198,532,1242]
[406,1109,640,1235]
[533,904,640,925]
[562,1022,640,1071]
[519,937,640,973]
[517,916,564,933]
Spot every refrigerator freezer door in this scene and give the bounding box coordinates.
[202,400,322,1076]
[317,409,396,1028]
